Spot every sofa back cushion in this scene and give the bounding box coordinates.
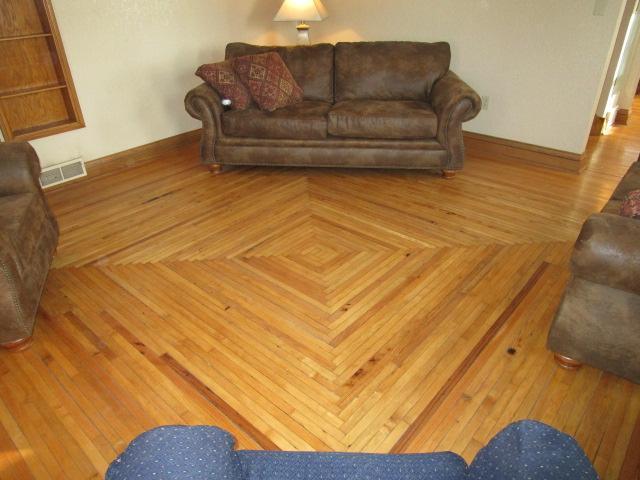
[226,43,334,103]
[334,41,451,102]
[238,450,468,480]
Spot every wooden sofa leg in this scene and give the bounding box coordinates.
[442,170,456,179]
[1,336,33,352]
[554,353,582,370]
[207,164,223,175]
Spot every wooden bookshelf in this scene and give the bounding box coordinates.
[0,0,84,141]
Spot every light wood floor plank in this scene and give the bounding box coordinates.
[2,98,640,478]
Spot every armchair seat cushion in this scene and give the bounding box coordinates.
[328,100,437,140]
[222,101,331,140]
[0,193,54,275]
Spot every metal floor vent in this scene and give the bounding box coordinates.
[40,157,86,188]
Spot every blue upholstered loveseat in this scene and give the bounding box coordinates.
[106,420,598,479]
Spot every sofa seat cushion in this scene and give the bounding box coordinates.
[328,100,437,139]
[0,193,50,276]
[222,101,331,140]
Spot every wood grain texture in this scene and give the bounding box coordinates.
[0,0,84,141]
[590,115,606,136]
[615,108,630,126]
[1,98,639,479]
[464,131,585,172]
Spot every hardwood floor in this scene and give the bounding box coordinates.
[2,100,640,479]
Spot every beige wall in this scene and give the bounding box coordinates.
[31,0,273,167]
[596,0,637,118]
[617,9,640,111]
[31,0,626,166]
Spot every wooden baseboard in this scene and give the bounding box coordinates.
[464,131,585,173]
[590,115,606,136]
[56,128,584,182]
[614,108,630,126]
[85,129,201,177]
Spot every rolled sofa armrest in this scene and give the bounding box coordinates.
[0,142,42,195]
[106,426,243,480]
[184,83,224,164]
[430,71,482,127]
[572,213,640,295]
[429,71,481,169]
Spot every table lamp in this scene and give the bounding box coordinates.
[274,0,328,45]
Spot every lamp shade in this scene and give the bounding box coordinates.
[273,0,328,22]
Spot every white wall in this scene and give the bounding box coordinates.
[31,0,626,166]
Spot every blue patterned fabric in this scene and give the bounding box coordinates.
[238,450,466,480]
[468,420,599,479]
[105,425,243,480]
[106,420,598,479]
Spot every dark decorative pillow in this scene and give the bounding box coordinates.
[231,52,303,111]
[196,60,252,110]
[620,189,640,218]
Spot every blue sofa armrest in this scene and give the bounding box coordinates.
[469,420,599,479]
[106,426,244,480]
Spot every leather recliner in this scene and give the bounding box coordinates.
[0,142,58,350]
[548,157,640,383]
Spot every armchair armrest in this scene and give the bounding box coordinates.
[429,71,481,169]
[106,426,243,480]
[0,142,42,195]
[469,420,597,479]
[572,213,640,295]
[184,83,225,165]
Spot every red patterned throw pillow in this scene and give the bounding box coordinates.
[620,189,640,218]
[196,61,252,110]
[231,52,303,112]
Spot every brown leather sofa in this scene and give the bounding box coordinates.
[185,41,481,177]
[548,158,640,383]
[0,142,58,351]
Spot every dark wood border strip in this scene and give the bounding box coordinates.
[100,311,279,450]
[391,262,550,453]
[161,353,280,450]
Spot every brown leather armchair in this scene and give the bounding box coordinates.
[0,142,58,351]
[548,158,640,383]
